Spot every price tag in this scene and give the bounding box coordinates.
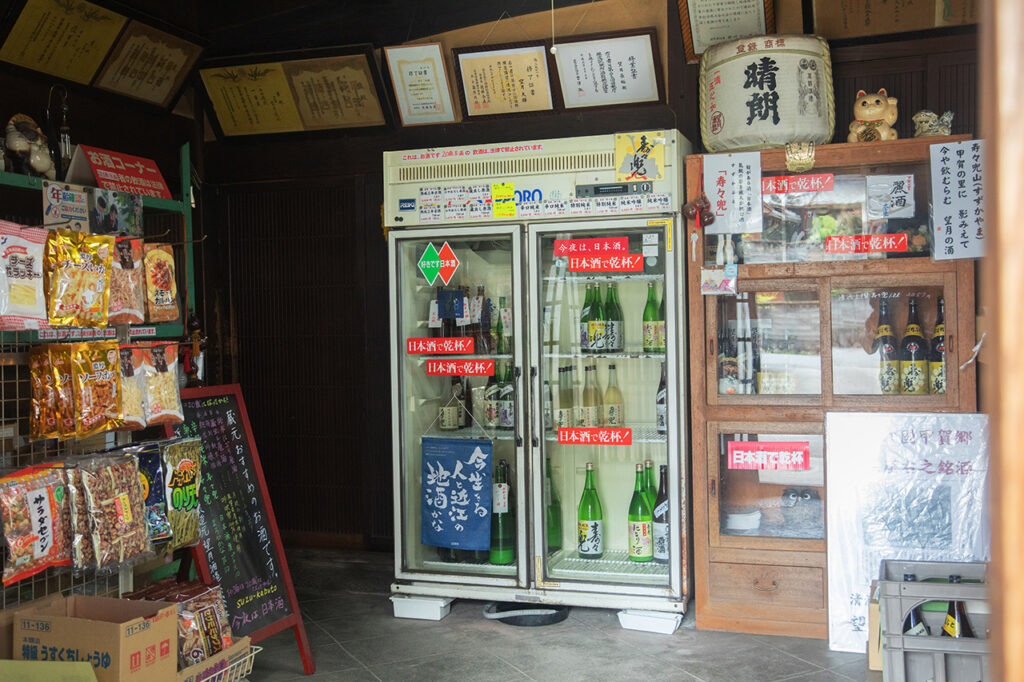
[470,296,484,323]
[519,201,543,218]
[543,200,568,217]
[419,204,442,223]
[569,199,592,216]
[645,193,671,211]
[620,195,643,212]
[444,203,468,221]
[444,186,468,204]
[428,300,441,328]
[500,308,513,336]
[595,197,620,214]
[420,187,442,205]
[492,182,516,218]
[469,201,491,219]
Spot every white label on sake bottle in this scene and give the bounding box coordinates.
[605,320,622,351]
[493,483,509,513]
[555,408,575,428]
[429,300,442,328]
[602,403,623,426]
[653,522,669,560]
[579,405,601,428]
[578,520,603,555]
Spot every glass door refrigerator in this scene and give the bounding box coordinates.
[386,131,692,617]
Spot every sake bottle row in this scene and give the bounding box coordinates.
[576,461,670,563]
[554,361,668,433]
[579,282,666,353]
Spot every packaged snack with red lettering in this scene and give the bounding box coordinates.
[107,237,145,325]
[118,345,146,430]
[79,454,151,570]
[0,466,72,584]
[29,346,58,440]
[144,243,179,323]
[143,343,183,425]
[49,344,76,440]
[0,221,49,330]
[72,340,122,438]
[46,228,115,328]
[174,583,234,669]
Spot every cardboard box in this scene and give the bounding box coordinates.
[813,0,978,40]
[177,636,251,682]
[14,596,177,682]
[868,580,882,672]
[0,593,64,660]
[0,659,97,681]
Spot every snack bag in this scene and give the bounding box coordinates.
[46,228,115,328]
[65,465,96,571]
[71,340,122,438]
[0,221,48,330]
[118,344,146,430]
[124,443,173,543]
[29,346,58,440]
[0,466,72,584]
[162,438,201,550]
[177,584,234,668]
[79,454,151,570]
[144,243,179,322]
[143,343,183,425]
[50,344,76,439]
[107,237,145,325]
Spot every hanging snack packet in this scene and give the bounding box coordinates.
[46,228,115,328]
[50,344,76,439]
[144,243,179,323]
[107,237,145,325]
[0,221,48,330]
[119,345,147,430]
[80,454,151,570]
[71,340,122,438]
[162,438,201,550]
[0,466,72,584]
[124,443,173,544]
[65,464,96,571]
[29,346,58,440]
[143,343,183,425]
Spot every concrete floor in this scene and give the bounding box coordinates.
[250,548,876,681]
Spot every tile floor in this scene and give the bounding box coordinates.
[251,548,878,682]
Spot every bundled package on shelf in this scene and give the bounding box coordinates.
[162,438,201,550]
[45,229,115,328]
[49,344,77,439]
[79,453,152,570]
[71,340,122,438]
[107,237,146,325]
[0,221,49,330]
[0,465,72,584]
[29,345,58,440]
[118,344,147,430]
[144,243,179,323]
[123,442,173,544]
[64,463,96,572]
[143,342,184,425]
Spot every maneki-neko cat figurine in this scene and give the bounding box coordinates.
[848,88,898,143]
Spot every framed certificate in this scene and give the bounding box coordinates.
[94,21,203,109]
[552,29,663,109]
[678,0,775,63]
[452,41,556,118]
[383,43,457,126]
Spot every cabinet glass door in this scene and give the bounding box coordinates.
[530,219,681,597]
[390,226,525,584]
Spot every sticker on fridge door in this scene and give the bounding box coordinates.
[491,182,516,218]
[417,242,460,285]
[568,253,643,273]
[398,198,416,212]
[421,437,492,551]
[554,237,628,256]
[727,441,811,470]
[557,428,633,445]
[615,131,666,181]
[426,359,495,376]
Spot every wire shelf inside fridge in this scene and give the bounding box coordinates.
[547,549,669,583]
[546,423,667,444]
[544,351,666,360]
[412,354,513,363]
[543,273,664,283]
[424,424,515,441]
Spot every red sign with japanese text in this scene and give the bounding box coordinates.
[557,428,633,445]
[727,441,811,470]
[406,337,474,354]
[426,359,495,376]
[79,144,172,198]
[825,234,908,255]
[568,254,643,272]
[762,174,834,194]
[554,237,629,256]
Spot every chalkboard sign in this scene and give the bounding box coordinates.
[168,384,314,675]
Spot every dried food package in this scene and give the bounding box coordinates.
[144,243,179,323]
[29,346,58,440]
[80,455,151,569]
[65,465,96,571]
[72,340,122,438]
[119,345,146,430]
[0,466,72,584]
[0,221,49,330]
[143,343,183,425]
[177,584,234,668]
[46,229,115,328]
[107,237,145,325]
[125,443,173,544]
[50,344,76,439]
[162,438,201,550]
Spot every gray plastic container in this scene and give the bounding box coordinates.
[878,559,989,682]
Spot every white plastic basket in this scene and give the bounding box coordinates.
[202,644,263,682]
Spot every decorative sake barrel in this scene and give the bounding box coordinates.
[699,35,834,152]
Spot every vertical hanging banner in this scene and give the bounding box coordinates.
[421,437,492,551]
[930,140,986,260]
[702,151,763,234]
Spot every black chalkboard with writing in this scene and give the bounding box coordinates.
[168,385,314,674]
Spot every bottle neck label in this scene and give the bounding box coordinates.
[932,323,945,339]
[943,613,961,638]
[900,360,928,394]
[578,520,603,555]
[875,324,892,339]
[493,483,510,514]
[654,500,669,518]
[904,324,923,337]
[653,521,669,560]
[628,521,653,558]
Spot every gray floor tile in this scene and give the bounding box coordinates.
[280,668,382,681]
[250,641,362,679]
[753,634,866,671]
[776,670,859,682]
[664,640,823,682]
[341,625,482,666]
[371,651,531,682]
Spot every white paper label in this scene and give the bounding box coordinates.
[500,308,513,336]
[493,482,510,513]
[468,185,490,202]
[470,295,484,324]
[419,204,442,223]
[643,244,659,258]
[544,200,568,217]
[569,199,592,216]
[620,195,643,212]
[444,186,468,205]
[578,519,603,555]
[703,151,763,234]
[556,407,575,428]
[428,300,442,328]
[420,187,442,205]
[543,478,552,505]
[468,201,491,219]
[645,193,671,211]
[930,140,986,260]
[27,486,53,559]
[595,197,620,214]
[444,203,468,221]
[653,521,669,560]
[519,201,543,218]
[456,297,471,326]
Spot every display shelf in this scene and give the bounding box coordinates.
[411,353,512,362]
[544,273,663,283]
[545,351,665,360]
[547,549,669,583]
[421,558,517,575]
[547,423,666,444]
[424,424,515,441]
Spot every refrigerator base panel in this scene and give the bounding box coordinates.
[421,559,517,576]
[391,581,687,613]
[547,549,669,583]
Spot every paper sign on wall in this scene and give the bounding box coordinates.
[615,131,666,181]
[930,140,986,260]
[703,152,763,234]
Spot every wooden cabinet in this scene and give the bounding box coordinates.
[685,137,977,638]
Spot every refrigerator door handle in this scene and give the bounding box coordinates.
[512,365,523,447]
[530,366,539,447]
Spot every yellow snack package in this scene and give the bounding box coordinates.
[71,341,122,438]
[46,229,115,328]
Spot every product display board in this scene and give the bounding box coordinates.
[168,385,314,674]
[826,412,990,653]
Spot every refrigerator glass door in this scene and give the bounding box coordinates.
[529,219,681,598]
[390,226,525,585]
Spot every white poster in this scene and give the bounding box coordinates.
[384,43,457,126]
[687,0,767,56]
[930,140,986,260]
[702,151,763,234]
[554,34,660,108]
[826,412,990,653]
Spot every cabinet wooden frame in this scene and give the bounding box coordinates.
[685,136,978,639]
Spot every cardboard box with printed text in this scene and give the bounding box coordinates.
[13,595,176,682]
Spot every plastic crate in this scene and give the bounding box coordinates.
[878,559,989,682]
